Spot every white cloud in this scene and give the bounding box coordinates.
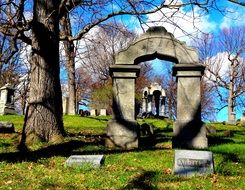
[203,52,244,85]
[220,8,245,29]
[142,1,217,44]
[204,52,230,80]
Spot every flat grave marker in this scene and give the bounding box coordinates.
[65,155,104,168]
[173,149,214,176]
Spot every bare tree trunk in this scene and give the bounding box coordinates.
[61,15,76,115]
[21,1,65,145]
[228,63,236,124]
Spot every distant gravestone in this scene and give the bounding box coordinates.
[241,111,245,125]
[90,109,97,116]
[173,150,214,176]
[0,84,16,115]
[0,121,15,133]
[62,97,69,115]
[100,109,107,116]
[65,155,104,167]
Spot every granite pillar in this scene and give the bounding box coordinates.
[172,64,207,149]
[142,97,147,113]
[147,95,153,113]
[106,65,140,149]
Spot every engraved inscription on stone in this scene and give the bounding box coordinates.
[173,150,214,176]
[177,158,211,167]
[65,155,104,167]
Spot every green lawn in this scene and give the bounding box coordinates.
[0,115,244,189]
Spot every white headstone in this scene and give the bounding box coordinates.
[90,109,97,116]
[0,84,16,115]
[65,155,104,167]
[100,109,107,116]
[173,150,214,176]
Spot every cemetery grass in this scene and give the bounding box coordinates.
[0,115,244,190]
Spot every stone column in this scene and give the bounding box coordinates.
[106,65,140,149]
[142,97,147,113]
[147,95,153,113]
[172,64,207,149]
[154,94,160,116]
[160,97,166,116]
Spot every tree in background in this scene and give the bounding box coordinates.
[82,23,153,114]
[0,33,30,114]
[0,33,20,86]
[75,67,93,113]
[90,80,113,114]
[60,15,76,115]
[78,23,137,112]
[78,23,136,82]
[194,26,245,123]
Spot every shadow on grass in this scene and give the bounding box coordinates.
[120,171,188,190]
[214,152,245,176]
[120,171,157,190]
[139,124,172,148]
[0,142,11,148]
[86,116,109,122]
[0,131,170,163]
[208,136,234,146]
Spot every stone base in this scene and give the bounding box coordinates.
[0,122,15,133]
[0,106,16,115]
[173,120,208,149]
[172,136,208,149]
[106,119,139,149]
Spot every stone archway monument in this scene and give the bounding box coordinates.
[106,26,207,149]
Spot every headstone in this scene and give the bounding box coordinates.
[100,109,107,116]
[229,112,236,125]
[90,109,97,116]
[65,155,104,167]
[0,122,15,133]
[241,111,245,125]
[62,97,69,115]
[206,125,216,135]
[0,84,16,115]
[173,150,214,176]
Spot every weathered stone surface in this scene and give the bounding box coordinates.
[106,119,138,149]
[0,121,15,133]
[106,65,140,149]
[0,84,16,115]
[172,64,207,149]
[100,109,107,116]
[62,97,69,115]
[107,26,206,150]
[206,125,216,135]
[90,109,97,116]
[173,150,214,176]
[65,155,104,167]
[228,112,236,125]
[115,26,199,65]
[241,111,245,125]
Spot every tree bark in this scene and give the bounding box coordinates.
[21,0,65,144]
[228,61,236,124]
[61,15,76,115]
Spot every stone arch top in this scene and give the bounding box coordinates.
[143,82,166,97]
[115,26,199,65]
